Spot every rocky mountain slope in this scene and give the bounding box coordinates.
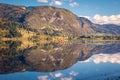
[0,3,120,37]
[0,3,28,23]
[25,6,83,36]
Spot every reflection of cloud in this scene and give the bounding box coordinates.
[55,72,63,77]
[38,75,49,80]
[70,71,78,76]
[82,53,120,64]
[93,53,120,64]
[61,77,72,80]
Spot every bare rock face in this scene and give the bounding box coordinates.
[25,6,83,36]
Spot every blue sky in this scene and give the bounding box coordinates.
[0,0,120,24]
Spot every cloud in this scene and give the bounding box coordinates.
[38,75,49,80]
[81,53,120,64]
[50,0,63,6]
[81,15,95,23]
[94,14,120,25]
[49,0,79,7]
[83,16,92,20]
[69,2,79,7]
[37,0,48,3]
[83,14,120,25]
[54,1,63,5]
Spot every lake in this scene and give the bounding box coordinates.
[0,40,120,80]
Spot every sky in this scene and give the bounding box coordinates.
[0,0,120,25]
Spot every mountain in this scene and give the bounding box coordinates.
[0,3,28,23]
[0,3,83,36]
[78,17,95,36]
[99,24,120,35]
[25,6,83,36]
[0,3,120,37]
[78,17,120,36]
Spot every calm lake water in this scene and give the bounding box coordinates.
[0,40,120,80]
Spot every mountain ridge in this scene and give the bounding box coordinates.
[0,3,120,37]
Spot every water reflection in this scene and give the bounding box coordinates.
[82,53,120,64]
[0,40,83,73]
[0,40,120,80]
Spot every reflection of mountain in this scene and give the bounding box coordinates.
[0,41,82,73]
[79,41,120,61]
[0,41,120,74]
[25,41,82,72]
[90,42,120,54]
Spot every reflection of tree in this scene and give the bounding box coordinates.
[0,41,21,60]
[0,41,37,74]
[0,56,27,74]
[0,40,38,61]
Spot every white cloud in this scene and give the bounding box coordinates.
[83,14,120,25]
[50,0,63,6]
[37,0,48,3]
[54,1,63,5]
[81,53,120,64]
[83,16,92,20]
[69,2,79,7]
[81,15,95,23]
[38,75,49,80]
